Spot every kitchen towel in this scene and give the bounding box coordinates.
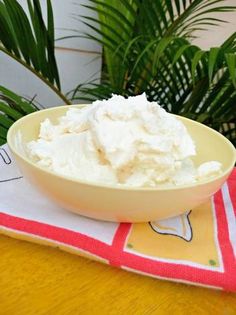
[0,144,235,291]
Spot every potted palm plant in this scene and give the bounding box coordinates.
[0,0,236,145]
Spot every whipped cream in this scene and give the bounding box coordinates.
[27,94,222,187]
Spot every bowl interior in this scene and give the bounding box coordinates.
[8,105,236,181]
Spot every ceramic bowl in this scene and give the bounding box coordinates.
[7,105,236,222]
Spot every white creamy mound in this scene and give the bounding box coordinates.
[27,94,222,187]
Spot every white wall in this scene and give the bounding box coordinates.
[192,0,236,49]
[0,0,101,107]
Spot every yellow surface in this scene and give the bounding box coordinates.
[1,235,236,315]
[7,105,236,222]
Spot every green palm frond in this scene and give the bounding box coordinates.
[0,86,39,145]
[73,0,236,145]
[0,0,70,105]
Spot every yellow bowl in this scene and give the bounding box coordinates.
[7,105,236,223]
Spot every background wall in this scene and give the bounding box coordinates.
[0,0,235,108]
[193,0,236,49]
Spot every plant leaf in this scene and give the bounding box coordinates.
[225,53,236,87]
[208,47,221,83]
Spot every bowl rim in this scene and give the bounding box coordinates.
[7,104,236,192]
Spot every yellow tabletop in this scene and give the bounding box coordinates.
[1,235,236,315]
